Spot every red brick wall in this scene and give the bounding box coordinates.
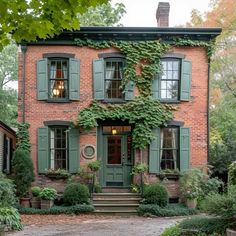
[18,45,208,182]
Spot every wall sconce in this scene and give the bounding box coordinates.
[112,127,117,135]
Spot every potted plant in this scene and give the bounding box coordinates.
[39,187,57,209]
[31,186,41,209]
[87,160,101,194]
[180,168,205,209]
[12,148,35,207]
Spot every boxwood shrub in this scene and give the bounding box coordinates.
[18,204,94,215]
[138,203,197,217]
[63,183,90,205]
[143,183,168,206]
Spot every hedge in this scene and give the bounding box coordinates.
[18,204,94,215]
[138,203,198,217]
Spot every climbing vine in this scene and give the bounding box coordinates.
[75,39,169,96]
[77,96,174,149]
[16,122,31,152]
[75,37,215,149]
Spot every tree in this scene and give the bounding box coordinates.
[0,0,108,49]
[188,0,236,180]
[78,2,126,26]
[0,43,18,126]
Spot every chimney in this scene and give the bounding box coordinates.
[156,2,170,27]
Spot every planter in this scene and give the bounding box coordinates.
[20,197,31,208]
[40,199,54,209]
[31,197,41,209]
[186,198,197,209]
[159,174,180,180]
[227,229,236,236]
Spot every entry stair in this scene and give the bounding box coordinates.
[92,188,141,215]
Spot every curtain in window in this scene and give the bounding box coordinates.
[172,129,176,169]
[105,63,116,90]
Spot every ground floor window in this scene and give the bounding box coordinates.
[49,127,68,170]
[160,127,178,170]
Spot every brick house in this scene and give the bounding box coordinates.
[18,3,221,197]
[0,121,16,174]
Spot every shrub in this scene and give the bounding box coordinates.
[63,183,89,205]
[18,204,94,214]
[160,225,181,236]
[228,161,236,185]
[138,204,197,217]
[143,183,168,206]
[0,173,16,207]
[12,148,35,198]
[31,186,41,197]
[179,216,236,235]
[87,160,101,172]
[180,168,205,200]
[203,185,236,218]
[0,207,23,231]
[39,187,57,200]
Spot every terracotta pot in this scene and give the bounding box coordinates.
[40,199,54,209]
[31,197,41,209]
[227,228,236,236]
[186,198,197,209]
[20,197,31,208]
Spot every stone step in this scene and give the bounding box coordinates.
[93,198,141,204]
[93,193,140,200]
[94,203,139,211]
[102,188,131,193]
[94,209,138,216]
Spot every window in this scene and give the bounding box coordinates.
[37,57,80,101]
[160,60,180,100]
[37,125,79,173]
[104,59,124,100]
[160,127,178,170]
[149,126,190,173]
[152,57,192,102]
[49,59,68,99]
[49,127,68,170]
[93,58,134,101]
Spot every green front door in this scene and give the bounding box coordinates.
[102,133,132,187]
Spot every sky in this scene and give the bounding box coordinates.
[112,0,212,27]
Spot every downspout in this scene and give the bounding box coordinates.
[207,57,211,168]
[21,45,27,123]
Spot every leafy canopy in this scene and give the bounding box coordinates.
[79,2,126,26]
[0,0,108,49]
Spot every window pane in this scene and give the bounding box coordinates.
[107,136,121,164]
[50,127,67,170]
[173,61,179,70]
[105,60,124,99]
[161,90,167,99]
[161,81,167,89]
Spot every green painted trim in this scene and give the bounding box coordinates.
[22,27,221,45]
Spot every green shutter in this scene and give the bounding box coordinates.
[151,75,160,100]
[37,58,48,100]
[125,81,135,100]
[68,128,79,173]
[180,59,192,101]
[149,128,160,173]
[69,58,80,100]
[93,58,105,100]
[37,127,49,173]
[180,127,190,171]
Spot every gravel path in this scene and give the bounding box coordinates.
[7,215,185,236]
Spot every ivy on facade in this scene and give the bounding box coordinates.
[77,96,174,149]
[75,38,215,149]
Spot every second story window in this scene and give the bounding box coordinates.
[160,59,180,100]
[37,54,80,102]
[49,59,68,99]
[105,59,124,100]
